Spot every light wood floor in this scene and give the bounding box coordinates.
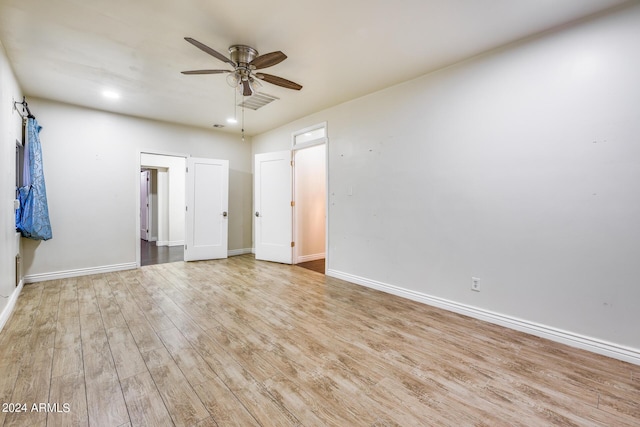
[0,255,638,426]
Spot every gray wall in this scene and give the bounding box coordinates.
[253,5,640,356]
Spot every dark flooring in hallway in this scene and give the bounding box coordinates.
[296,258,325,274]
[140,239,184,266]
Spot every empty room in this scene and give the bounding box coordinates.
[0,0,639,426]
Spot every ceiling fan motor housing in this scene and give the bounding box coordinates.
[229,45,259,67]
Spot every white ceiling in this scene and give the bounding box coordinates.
[0,0,630,136]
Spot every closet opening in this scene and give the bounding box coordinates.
[292,123,327,274]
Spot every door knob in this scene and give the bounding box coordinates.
[255,211,260,217]
[222,211,228,217]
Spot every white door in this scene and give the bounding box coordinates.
[140,170,150,241]
[254,151,293,264]
[184,157,229,261]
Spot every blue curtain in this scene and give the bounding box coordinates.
[16,117,52,240]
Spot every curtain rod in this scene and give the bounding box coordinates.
[13,96,35,119]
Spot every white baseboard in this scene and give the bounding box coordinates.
[0,280,24,332]
[228,248,253,257]
[24,262,138,284]
[24,250,251,284]
[296,252,325,263]
[156,240,184,247]
[327,269,640,366]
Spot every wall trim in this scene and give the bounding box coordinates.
[228,248,253,257]
[22,252,252,284]
[0,280,24,333]
[156,240,184,247]
[296,252,325,263]
[24,262,138,284]
[327,269,640,366]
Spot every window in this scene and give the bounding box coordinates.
[292,122,327,150]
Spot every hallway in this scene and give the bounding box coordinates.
[140,240,183,266]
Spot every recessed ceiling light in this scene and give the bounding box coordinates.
[102,90,120,99]
[226,117,238,124]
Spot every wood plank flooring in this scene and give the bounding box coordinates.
[0,254,638,426]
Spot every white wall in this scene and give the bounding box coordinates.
[21,98,252,280]
[141,153,185,246]
[294,144,326,262]
[0,41,24,328]
[253,4,640,362]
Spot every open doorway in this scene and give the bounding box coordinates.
[139,153,186,266]
[139,167,183,266]
[293,138,327,274]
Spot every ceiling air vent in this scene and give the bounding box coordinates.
[238,92,279,110]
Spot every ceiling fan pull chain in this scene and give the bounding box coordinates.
[241,102,245,142]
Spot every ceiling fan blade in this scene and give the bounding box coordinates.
[184,37,236,67]
[181,69,231,75]
[242,80,253,96]
[250,51,287,69]
[255,73,302,90]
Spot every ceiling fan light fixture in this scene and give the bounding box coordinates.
[226,72,240,88]
[250,77,262,89]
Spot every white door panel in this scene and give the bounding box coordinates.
[255,151,292,264]
[185,157,229,261]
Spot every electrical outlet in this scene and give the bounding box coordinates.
[471,277,481,292]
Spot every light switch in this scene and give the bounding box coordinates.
[14,199,20,210]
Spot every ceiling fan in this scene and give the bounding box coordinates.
[181,37,303,97]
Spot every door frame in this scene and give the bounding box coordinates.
[291,122,329,273]
[140,169,151,241]
[292,142,327,267]
[135,150,188,268]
